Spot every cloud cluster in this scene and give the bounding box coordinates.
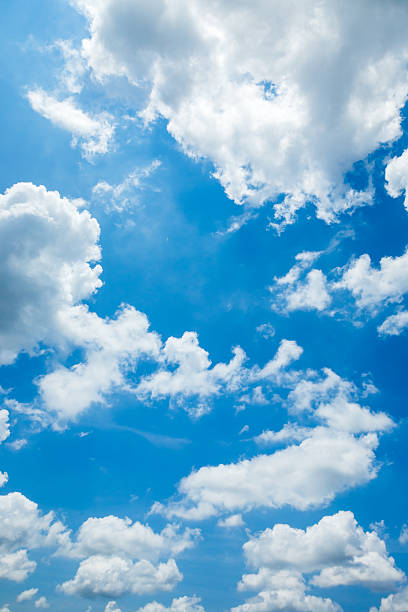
[57,513,199,598]
[70,0,408,227]
[153,361,392,521]
[270,245,408,335]
[234,511,404,611]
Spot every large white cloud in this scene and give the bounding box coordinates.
[71,0,408,227]
[153,429,379,520]
[243,511,404,590]
[234,512,404,611]
[59,556,182,597]
[0,182,101,366]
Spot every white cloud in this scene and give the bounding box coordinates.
[218,514,245,529]
[38,304,161,427]
[243,511,404,590]
[378,310,408,336]
[61,514,199,561]
[370,586,408,611]
[17,588,38,603]
[135,332,247,417]
[136,596,204,612]
[17,588,38,602]
[335,250,408,311]
[385,149,408,211]
[233,570,341,612]
[0,182,101,366]
[105,603,122,612]
[72,0,408,227]
[153,429,379,520]
[287,368,394,434]
[27,89,114,158]
[270,251,332,313]
[0,551,35,583]
[0,411,10,444]
[59,556,182,597]
[234,512,404,611]
[34,596,49,609]
[0,492,69,581]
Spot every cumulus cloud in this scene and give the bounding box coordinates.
[153,429,379,520]
[71,0,408,227]
[27,89,114,158]
[0,492,69,582]
[271,245,408,333]
[59,556,182,597]
[61,515,199,561]
[38,304,161,426]
[371,586,408,611]
[136,596,204,612]
[234,512,404,611]
[270,252,331,313]
[385,149,408,211]
[243,511,404,590]
[232,570,341,612]
[335,250,408,311]
[135,332,247,417]
[0,182,101,366]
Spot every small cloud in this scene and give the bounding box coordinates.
[218,514,245,528]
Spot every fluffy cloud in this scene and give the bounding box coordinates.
[371,586,408,611]
[136,596,204,612]
[234,512,404,611]
[59,556,181,597]
[335,250,408,311]
[62,515,199,561]
[135,332,247,417]
[270,252,331,313]
[57,511,199,600]
[0,182,101,366]
[0,492,69,582]
[153,429,379,520]
[243,511,404,590]
[287,368,393,434]
[38,304,161,426]
[378,310,408,336]
[71,0,408,227]
[233,570,341,612]
[385,149,408,211]
[271,245,408,333]
[27,89,114,158]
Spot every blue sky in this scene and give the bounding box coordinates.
[2,1,408,611]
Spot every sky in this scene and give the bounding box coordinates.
[2,1,408,611]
